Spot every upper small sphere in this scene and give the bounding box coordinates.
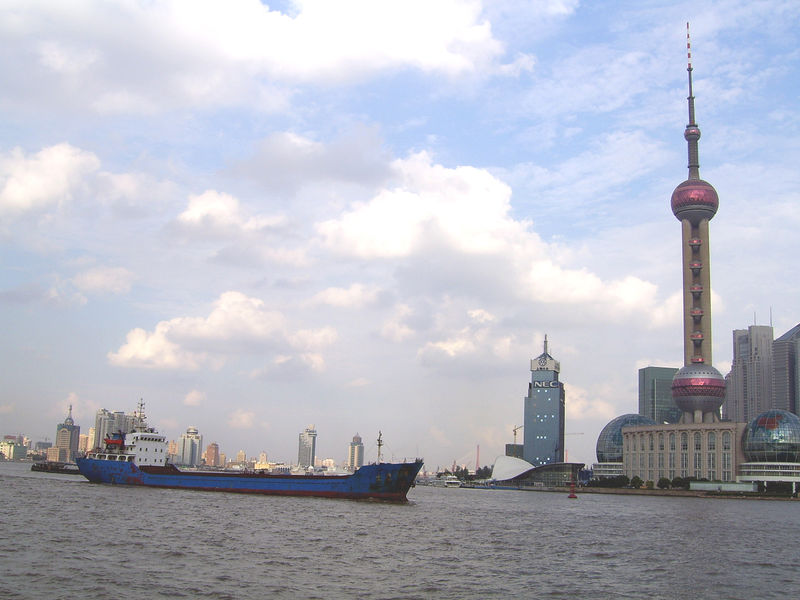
[742,410,800,462]
[684,126,701,141]
[671,363,725,414]
[596,413,657,463]
[671,179,719,224]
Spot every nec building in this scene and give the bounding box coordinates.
[523,338,565,466]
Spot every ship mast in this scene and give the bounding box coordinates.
[377,431,383,464]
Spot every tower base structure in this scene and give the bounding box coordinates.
[679,409,720,425]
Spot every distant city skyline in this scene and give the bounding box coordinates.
[2,2,799,469]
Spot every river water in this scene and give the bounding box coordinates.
[1,461,798,599]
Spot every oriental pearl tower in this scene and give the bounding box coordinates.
[670,24,726,424]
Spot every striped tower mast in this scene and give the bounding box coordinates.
[670,23,726,424]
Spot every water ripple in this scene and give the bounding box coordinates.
[2,463,800,599]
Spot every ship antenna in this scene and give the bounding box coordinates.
[136,398,147,430]
[377,431,383,464]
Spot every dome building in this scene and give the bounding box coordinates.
[593,414,656,478]
[738,410,800,493]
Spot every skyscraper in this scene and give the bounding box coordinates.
[298,425,317,468]
[347,433,364,471]
[724,325,774,422]
[638,366,680,424]
[522,336,565,466]
[204,442,220,467]
[772,323,800,415]
[669,25,726,425]
[177,426,203,466]
[92,408,138,450]
[53,405,80,462]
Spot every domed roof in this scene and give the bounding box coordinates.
[596,414,657,463]
[671,363,725,414]
[491,455,536,481]
[742,410,800,463]
[671,178,719,224]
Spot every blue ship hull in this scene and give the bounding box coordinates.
[76,457,423,501]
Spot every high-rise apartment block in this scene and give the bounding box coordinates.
[723,323,800,421]
[176,427,203,466]
[204,442,220,467]
[298,425,317,468]
[522,337,565,467]
[347,434,364,471]
[638,366,680,424]
[724,325,774,422]
[772,324,800,415]
[92,408,139,450]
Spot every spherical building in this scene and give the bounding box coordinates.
[671,178,719,224]
[670,363,726,420]
[596,414,657,463]
[742,410,800,463]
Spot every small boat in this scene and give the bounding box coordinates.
[426,474,462,488]
[76,405,423,502]
[443,475,462,488]
[30,461,81,475]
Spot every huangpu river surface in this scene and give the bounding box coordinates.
[1,462,799,600]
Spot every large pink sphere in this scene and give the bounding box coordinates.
[671,179,718,224]
[671,363,725,414]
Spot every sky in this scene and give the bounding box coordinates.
[1,0,799,471]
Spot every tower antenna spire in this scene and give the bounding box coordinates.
[685,22,701,180]
[687,22,695,125]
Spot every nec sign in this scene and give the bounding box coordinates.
[532,381,560,388]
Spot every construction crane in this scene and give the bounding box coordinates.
[513,425,523,445]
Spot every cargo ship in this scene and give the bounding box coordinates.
[75,406,422,502]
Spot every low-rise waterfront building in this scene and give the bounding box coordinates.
[622,421,746,483]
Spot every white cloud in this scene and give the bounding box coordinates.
[167,0,501,81]
[72,266,134,295]
[565,383,623,422]
[0,144,100,217]
[177,190,285,234]
[381,304,415,342]
[250,352,328,379]
[233,129,392,193]
[5,0,505,115]
[107,291,336,370]
[107,322,208,370]
[0,404,15,415]
[38,40,99,74]
[468,308,496,324]
[318,152,675,325]
[317,151,522,258]
[497,52,536,77]
[289,327,338,350]
[428,425,451,447]
[183,390,205,406]
[228,408,255,429]
[311,283,380,309]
